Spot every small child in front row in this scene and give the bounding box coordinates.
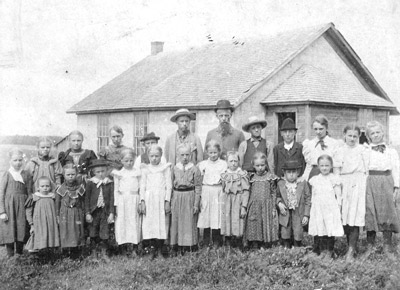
[85,160,115,259]
[112,148,141,256]
[308,155,343,256]
[244,152,279,249]
[276,160,311,248]
[55,164,85,258]
[197,140,227,248]
[220,151,249,248]
[139,145,172,259]
[170,144,202,254]
[26,176,60,252]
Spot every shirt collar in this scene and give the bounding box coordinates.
[284,141,294,150]
[176,162,194,170]
[251,136,262,142]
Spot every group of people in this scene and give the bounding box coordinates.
[0,99,399,263]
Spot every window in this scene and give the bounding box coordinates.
[97,114,110,152]
[190,113,197,134]
[277,112,296,143]
[134,112,148,156]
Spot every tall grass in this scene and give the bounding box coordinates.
[1,235,399,290]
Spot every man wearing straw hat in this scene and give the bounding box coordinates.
[204,100,245,160]
[165,108,203,165]
[238,116,274,174]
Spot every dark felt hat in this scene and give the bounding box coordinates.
[281,159,302,170]
[170,108,196,122]
[88,159,109,169]
[140,132,160,142]
[242,116,267,132]
[214,99,234,112]
[280,118,297,131]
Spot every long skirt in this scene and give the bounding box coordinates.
[198,185,223,229]
[221,193,244,237]
[0,193,27,245]
[33,199,60,250]
[170,189,198,246]
[365,174,400,233]
[59,206,84,248]
[341,172,366,227]
[115,192,141,245]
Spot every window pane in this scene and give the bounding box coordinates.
[133,112,148,156]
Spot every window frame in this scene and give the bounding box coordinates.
[133,111,149,156]
[97,113,110,152]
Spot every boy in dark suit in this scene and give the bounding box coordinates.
[273,118,306,177]
[276,160,311,248]
[85,159,115,259]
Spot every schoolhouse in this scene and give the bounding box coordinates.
[67,23,398,155]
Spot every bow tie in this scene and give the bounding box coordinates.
[315,139,327,150]
[372,144,386,153]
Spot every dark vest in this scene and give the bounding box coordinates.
[141,153,150,164]
[243,139,269,172]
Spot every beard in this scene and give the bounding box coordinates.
[219,122,231,136]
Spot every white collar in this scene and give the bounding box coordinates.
[284,142,294,150]
[176,162,194,170]
[8,167,24,184]
[89,176,112,188]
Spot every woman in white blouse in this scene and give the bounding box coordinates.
[302,115,341,181]
[364,121,400,254]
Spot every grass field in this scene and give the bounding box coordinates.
[0,235,399,290]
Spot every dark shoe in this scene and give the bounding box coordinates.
[293,240,302,247]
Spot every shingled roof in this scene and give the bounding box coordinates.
[262,64,396,109]
[67,23,397,114]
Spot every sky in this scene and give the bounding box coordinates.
[1,0,400,142]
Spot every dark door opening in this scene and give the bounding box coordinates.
[277,112,296,144]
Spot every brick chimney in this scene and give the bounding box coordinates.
[151,41,164,55]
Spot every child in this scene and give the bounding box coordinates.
[273,118,306,177]
[308,155,343,256]
[26,137,63,192]
[197,140,227,247]
[85,160,115,259]
[333,124,368,261]
[139,145,172,258]
[98,126,129,171]
[364,121,400,254]
[238,116,274,174]
[58,130,97,182]
[0,149,32,257]
[244,152,279,249]
[134,132,166,170]
[276,160,311,248]
[170,144,202,254]
[112,148,141,256]
[26,176,60,251]
[55,164,85,257]
[220,151,249,247]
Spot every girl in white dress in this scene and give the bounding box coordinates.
[197,140,227,247]
[112,148,141,256]
[139,145,172,258]
[333,124,368,261]
[309,155,344,257]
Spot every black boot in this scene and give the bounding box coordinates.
[313,236,321,254]
[211,229,222,248]
[283,239,291,248]
[6,243,14,258]
[293,240,302,247]
[366,231,376,245]
[15,241,24,255]
[345,227,359,262]
[327,237,335,258]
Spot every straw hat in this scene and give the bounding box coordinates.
[170,108,196,122]
[242,116,267,132]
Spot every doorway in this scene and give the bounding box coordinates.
[277,112,296,144]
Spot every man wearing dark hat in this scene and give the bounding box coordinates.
[134,132,166,169]
[204,100,245,160]
[273,118,306,177]
[165,108,203,165]
[238,116,274,174]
